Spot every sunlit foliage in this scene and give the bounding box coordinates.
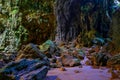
[0,0,55,52]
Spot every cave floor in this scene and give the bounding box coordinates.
[45,66,111,80]
[45,57,111,80]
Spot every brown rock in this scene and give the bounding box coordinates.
[56,57,63,68]
[110,70,120,80]
[61,54,80,67]
[85,60,92,65]
[92,66,99,69]
[59,67,66,71]
[16,43,46,60]
[56,77,61,80]
[79,65,83,68]
[74,70,80,73]
[50,63,57,68]
[59,42,65,47]
[94,46,100,53]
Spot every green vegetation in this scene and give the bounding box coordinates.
[77,29,96,47]
[111,10,120,53]
[0,0,120,54]
[0,0,55,52]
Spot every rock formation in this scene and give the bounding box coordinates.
[0,59,49,80]
[0,43,50,80]
[55,0,115,42]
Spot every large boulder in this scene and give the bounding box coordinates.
[16,43,46,60]
[1,43,50,80]
[72,49,85,60]
[60,53,81,67]
[53,47,84,67]
[39,40,61,58]
[0,59,49,80]
[20,66,48,80]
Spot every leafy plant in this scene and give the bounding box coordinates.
[76,29,96,47]
[0,0,28,52]
[0,0,56,52]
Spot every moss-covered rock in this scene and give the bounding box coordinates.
[39,40,61,58]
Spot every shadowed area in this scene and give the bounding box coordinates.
[45,76,58,80]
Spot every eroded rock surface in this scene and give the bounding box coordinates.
[0,59,49,80]
[16,43,46,60]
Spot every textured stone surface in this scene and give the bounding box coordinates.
[20,66,48,80]
[0,60,5,68]
[0,59,49,80]
[107,54,120,69]
[16,43,46,60]
[55,0,115,42]
[39,40,61,58]
[61,54,80,67]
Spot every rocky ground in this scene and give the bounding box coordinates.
[45,57,119,80]
[0,40,120,80]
